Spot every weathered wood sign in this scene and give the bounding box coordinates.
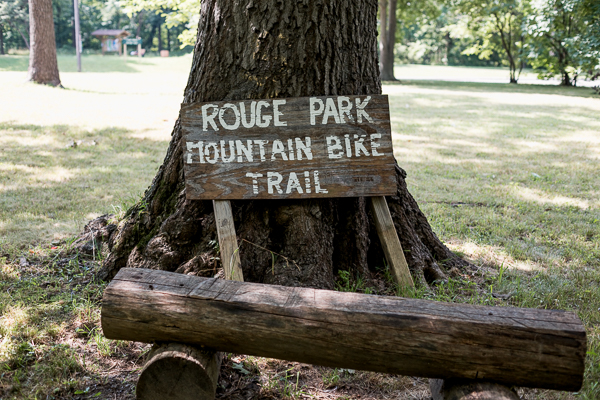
[180,95,396,200]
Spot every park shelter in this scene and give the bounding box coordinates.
[91,29,130,55]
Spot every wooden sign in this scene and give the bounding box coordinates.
[180,95,396,200]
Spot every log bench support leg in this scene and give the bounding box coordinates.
[430,379,521,400]
[137,343,221,400]
[137,200,244,400]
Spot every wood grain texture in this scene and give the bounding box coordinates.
[213,200,244,281]
[136,342,221,400]
[369,196,414,287]
[181,95,396,200]
[102,268,586,391]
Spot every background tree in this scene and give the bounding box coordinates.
[0,0,30,50]
[526,0,595,86]
[379,0,398,80]
[120,0,200,48]
[454,0,529,83]
[27,0,60,86]
[98,0,469,291]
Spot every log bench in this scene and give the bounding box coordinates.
[101,268,586,399]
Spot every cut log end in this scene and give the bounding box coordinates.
[136,343,221,400]
[430,379,521,400]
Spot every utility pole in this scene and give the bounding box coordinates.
[73,0,81,72]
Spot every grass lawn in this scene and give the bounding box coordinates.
[0,56,599,399]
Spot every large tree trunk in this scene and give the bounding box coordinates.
[27,0,61,86]
[379,0,397,81]
[99,0,468,290]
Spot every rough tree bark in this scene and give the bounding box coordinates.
[98,0,470,290]
[27,0,61,86]
[379,0,397,81]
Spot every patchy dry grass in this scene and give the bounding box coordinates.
[1,59,599,399]
[0,247,149,399]
[0,123,167,251]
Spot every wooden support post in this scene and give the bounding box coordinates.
[369,196,414,288]
[123,43,127,57]
[213,200,244,282]
[430,379,521,400]
[137,343,221,400]
[103,269,586,391]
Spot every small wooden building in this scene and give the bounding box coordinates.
[91,29,130,55]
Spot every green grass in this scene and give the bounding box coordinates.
[0,59,599,398]
[0,54,194,73]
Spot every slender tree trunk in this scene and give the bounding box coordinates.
[98,0,469,290]
[0,24,4,55]
[145,23,156,50]
[167,27,170,52]
[27,0,61,86]
[137,11,144,38]
[379,0,397,81]
[15,25,30,49]
[158,22,162,52]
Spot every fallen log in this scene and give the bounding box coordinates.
[101,268,586,391]
[136,342,221,400]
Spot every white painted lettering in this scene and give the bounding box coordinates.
[204,142,219,164]
[220,140,236,162]
[295,137,313,160]
[370,133,384,156]
[254,139,268,162]
[267,172,284,194]
[186,141,203,164]
[239,101,256,128]
[218,103,241,130]
[337,96,354,123]
[273,99,287,127]
[344,134,352,157]
[354,134,369,156]
[310,97,324,125]
[201,104,219,131]
[235,140,253,162]
[322,97,341,124]
[256,101,272,128]
[286,172,303,194]
[304,171,312,193]
[271,140,288,161]
[356,96,374,123]
[326,136,343,159]
[287,139,295,161]
[314,171,328,194]
[246,172,263,194]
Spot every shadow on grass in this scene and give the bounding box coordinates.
[386,79,599,98]
[0,122,167,248]
[0,55,155,73]
[0,55,29,72]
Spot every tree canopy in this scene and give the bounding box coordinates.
[0,0,597,85]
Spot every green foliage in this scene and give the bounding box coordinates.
[119,0,200,48]
[526,0,599,85]
[0,0,29,51]
[452,0,530,83]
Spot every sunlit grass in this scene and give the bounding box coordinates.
[0,58,598,398]
[384,80,600,399]
[0,123,167,250]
